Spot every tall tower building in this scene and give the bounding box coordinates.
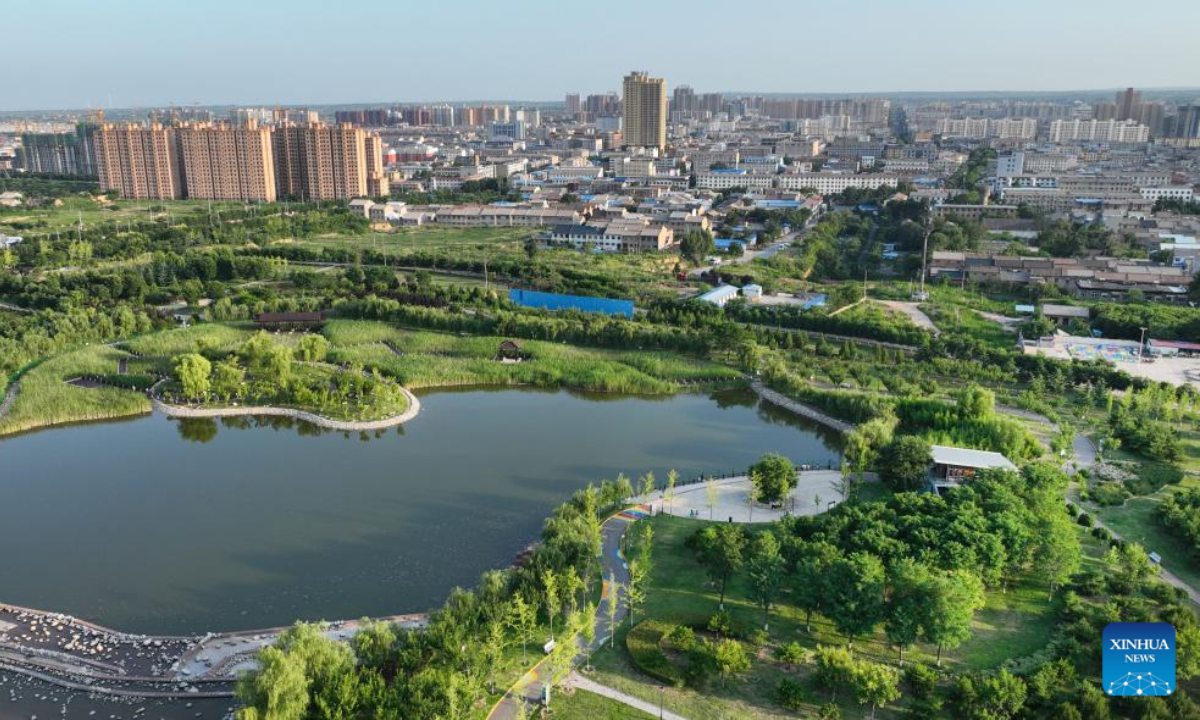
[1115,87,1143,121]
[564,93,581,115]
[93,122,182,199]
[175,121,276,202]
[622,71,667,150]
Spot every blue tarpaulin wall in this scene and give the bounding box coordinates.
[509,289,635,318]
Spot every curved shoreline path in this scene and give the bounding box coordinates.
[0,379,17,421]
[150,384,421,432]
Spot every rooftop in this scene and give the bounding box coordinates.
[930,445,1017,472]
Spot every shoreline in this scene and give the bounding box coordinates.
[750,379,856,433]
[150,385,421,431]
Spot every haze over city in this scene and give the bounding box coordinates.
[5,0,1200,110]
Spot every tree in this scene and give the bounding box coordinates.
[606,574,621,649]
[614,473,635,506]
[174,353,212,400]
[953,670,1027,720]
[885,558,932,665]
[640,471,656,499]
[236,645,310,720]
[1033,509,1081,599]
[506,593,537,664]
[878,436,932,492]
[712,639,751,687]
[541,568,560,642]
[824,552,886,649]
[704,477,719,520]
[296,334,330,362]
[793,540,841,631]
[693,524,746,608]
[680,229,716,263]
[853,661,902,720]
[664,469,677,514]
[922,570,985,666]
[814,644,857,702]
[746,531,786,630]
[625,556,649,627]
[211,359,246,401]
[749,453,797,505]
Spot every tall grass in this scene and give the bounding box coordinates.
[123,323,255,356]
[320,320,742,394]
[0,346,151,436]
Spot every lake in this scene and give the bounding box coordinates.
[0,387,841,635]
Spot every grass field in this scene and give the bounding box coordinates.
[584,514,1063,720]
[0,196,255,234]
[550,688,653,720]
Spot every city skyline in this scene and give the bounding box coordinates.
[5,0,1200,111]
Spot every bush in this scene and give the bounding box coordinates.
[625,620,685,687]
[905,663,939,699]
[1076,511,1093,528]
[665,625,696,651]
[1089,482,1130,507]
[707,609,735,638]
[775,641,809,666]
[777,677,809,710]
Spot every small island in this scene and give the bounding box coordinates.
[152,330,417,430]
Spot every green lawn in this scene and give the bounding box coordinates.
[1095,497,1200,592]
[550,688,653,720]
[582,514,1062,719]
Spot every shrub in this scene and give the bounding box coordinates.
[777,677,809,710]
[624,620,685,687]
[707,609,734,638]
[1076,511,1093,528]
[775,641,809,666]
[905,663,939,699]
[665,625,696,651]
[1089,482,1130,507]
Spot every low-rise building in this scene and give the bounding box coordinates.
[929,445,1017,495]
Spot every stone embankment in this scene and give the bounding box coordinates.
[150,384,421,431]
[750,380,855,433]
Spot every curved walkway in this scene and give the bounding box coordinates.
[150,385,421,431]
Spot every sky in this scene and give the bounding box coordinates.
[5,0,1199,111]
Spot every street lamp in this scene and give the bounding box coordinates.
[659,685,665,719]
[1139,326,1148,362]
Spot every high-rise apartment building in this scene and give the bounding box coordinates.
[94,122,182,199]
[174,121,277,202]
[365,133,388,197]
[18,123,98,176]
[622,71,667,149]
[93,120,384,201]
[1048,118,1149,143]
[273,122,371,201]
[564,93,581,115]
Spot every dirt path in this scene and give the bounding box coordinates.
[877,300,939,333]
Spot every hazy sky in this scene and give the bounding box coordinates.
[6,0,1199,110]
